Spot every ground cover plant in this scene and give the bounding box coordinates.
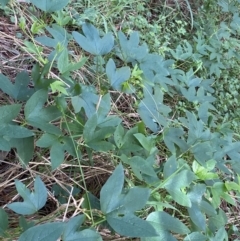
[0,0,240,240]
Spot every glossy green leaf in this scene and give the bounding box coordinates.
[30,0,69,12]
[0,72,34,101]
[25,89,61,135]
[7,176,47,215]
[19,222,64,241]
[73,23,114,55]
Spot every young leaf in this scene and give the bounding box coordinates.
[19,222,64,241]
[73,23,114,55]
[7,176,48,215]
[100,164,124,214]
[30,0,69,12]
[106,59,131,91]
[0,72,34,101]
[24,89,62,135]
[0,208,8,237]
[62,215,102,241]
[50,80,68,95]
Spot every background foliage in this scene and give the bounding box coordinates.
[0,0,240,240]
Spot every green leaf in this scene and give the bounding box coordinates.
[72,23,114,55]
[114,124,125,148]
[83,114,98,143]
[163,156,178,179]
[50,142,65,170]
[134,133,157,155]
[0,0,10,7]
[212,226,228,241]
[19,216,35,232]
[116,31,148,62]
[106,59,131,91]
[10,137,34,166]
[184,232,207,241]
[100,164,124,214]
[0,104,21,124]
[163,127,188,154]
[164,170,196,207]
[37,133,78,170]
[147,211,190,234]
[107,211,157,238]
[0,124,33,138]
[50,80,68,95]
[142,211,189,241]
[0,136,11,151]
[0,72,34,101]
[88,141,115,152]
[7,176,47,215]
[30,0,69,12]
[100,165,156,237]
[62,215,102,241]
[25,89,61,135]
[0,208,8,237]
[121,187,150,212]
[71,85,99,118]
[123,156,159,184]
[138,87,171,132]
[19,222,64,241]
